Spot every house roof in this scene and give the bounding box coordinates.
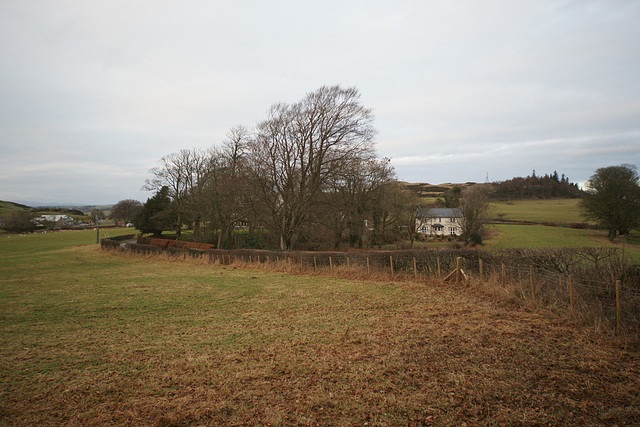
[39,215,72,221]
[416,208,463,218]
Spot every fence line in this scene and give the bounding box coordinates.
[101,237,639,338]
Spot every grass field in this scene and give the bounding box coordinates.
[489,199,586,224]
[1,230,639,425]
[484,224,611,249]
[482,199,640,259]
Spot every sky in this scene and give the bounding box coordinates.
[1,0,639,206]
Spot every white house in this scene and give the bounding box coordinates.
[415,208,463,236]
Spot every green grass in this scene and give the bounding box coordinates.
[484,224,609,249]
[0,228,132,257]
[0,200,31,218]
[482,224,640,261]
[419,196,440,205]
[490,198,586,224]
[1,230,640,425]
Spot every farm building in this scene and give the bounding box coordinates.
[416,208,463,236]
[36,215,75,226]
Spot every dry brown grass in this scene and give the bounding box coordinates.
[1,242,640,426]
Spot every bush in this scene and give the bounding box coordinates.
[2,212,37,233]
[467,233,483,246]
[235,231,274,250]
[570,223,589,229]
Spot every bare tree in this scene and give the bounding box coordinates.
[324,157,396,248]
[2,211,36,233]
[91,209,106,221]
[388,182,422,248]
[144,148,210,239]
[181,148,213,240]
[249,86,376,250]
[202,126,254,248]
[459,184,492,245]
[110,199,142,224]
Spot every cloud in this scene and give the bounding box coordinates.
[1,0,639,204]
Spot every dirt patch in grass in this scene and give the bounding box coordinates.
[1,246,639,426]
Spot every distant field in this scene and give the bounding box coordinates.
[490,198,586,224]
[1,228,639,425]
[484,224,608,248]
[484,224,640,261]
[0,228,132,254]
[419,195,440,204]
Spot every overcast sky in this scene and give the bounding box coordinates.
[1,0,639,205]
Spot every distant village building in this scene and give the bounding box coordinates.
[415,208,463,236]
[36,215,75,226]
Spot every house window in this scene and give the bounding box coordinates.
[450,227,457,235]
[421,226,428,234]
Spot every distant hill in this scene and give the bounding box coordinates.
[402,172,583,201]
[491,173,583,200]
[0,201,108,219]
[0,200,32,218]
[400,182,477,197]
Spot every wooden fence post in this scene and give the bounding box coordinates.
[501,264,506,287]
[347,257,350,270]
[413,257,417,279]
[313,256,317,272]
[367,257,370,275]
[569,275,575,313]
[456,257,462,285]
[530,265,536,300]
[616,279,622,333]
[329,256,333,272]
[390,255,394,275]
[479,259,483,284]
[437,257,441,279]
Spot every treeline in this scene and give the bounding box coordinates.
[135,86,420,251]
[491,171,583,200]
[37,207,86,216]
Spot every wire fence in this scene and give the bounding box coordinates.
[101,236,640,341]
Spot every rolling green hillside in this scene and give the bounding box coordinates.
[0,201,99,222]
[0,200,31,218]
